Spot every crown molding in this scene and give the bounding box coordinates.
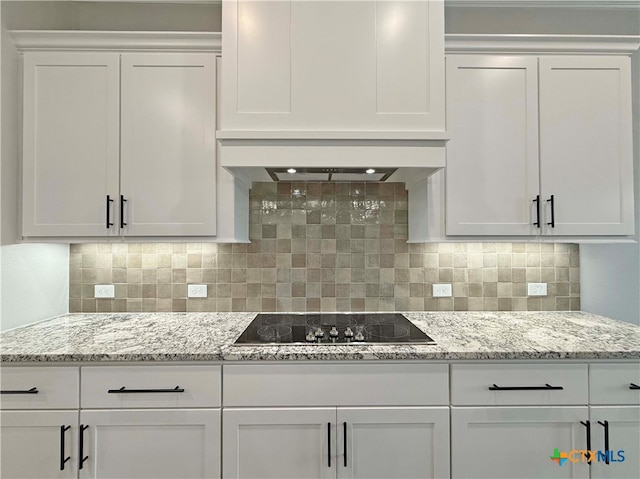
[10,30,222,52]
[445,34,640,54]
[445,0,640,9]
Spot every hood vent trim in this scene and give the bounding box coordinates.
[266,168,397,182]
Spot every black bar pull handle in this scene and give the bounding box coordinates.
[106,195,114,229]
[580,420,591,464]
[488,383,564,391]
[60,425,71,471]
[546,194,555,228]
[120,195,127,228]
[629,383,640,390]
[343,422,347,467]
[598,420,610,465]
[533,195,541,227]
[327,423,331,468]
[79,424,89,470]
[0,386,38,395]
[107,385,185,394]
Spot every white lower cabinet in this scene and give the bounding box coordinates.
[222,407,449,479]
[589,407,640,479]
[0,410,79,479]
[222,362,450,479]
[78,409,221,479]
[451,406,590,479]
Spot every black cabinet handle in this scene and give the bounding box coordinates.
[0,387,38,394]
[580,420,591,464]
[106,195,114,228]
[598,420,610,465]
[79,424,89,470]
[630,383,640,390]
[60,425,71,471]
[488,383,564,391]
[327,423,331,468]
[343,422,347,467]
[120,195,127,228]
[546,195,555,228]
[533,195,541,227]
[107,385,184,394]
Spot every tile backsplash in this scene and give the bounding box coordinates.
[70,182,580,313]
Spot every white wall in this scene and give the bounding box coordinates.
[0,1,69,331]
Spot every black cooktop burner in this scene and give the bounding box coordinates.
[234,313,436,345]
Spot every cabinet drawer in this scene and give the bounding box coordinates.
[589,363,640,405]
[451,363,588,406]
[223,362,449,407]
[0,367,79,410]
[81,366,221,408]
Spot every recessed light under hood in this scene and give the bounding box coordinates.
[267,168,397,182]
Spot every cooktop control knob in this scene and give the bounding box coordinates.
[344,327,354,338]
[306,331,316,342]
[354,331,365,342]
[314,328,325,339]
[329,327,339,338]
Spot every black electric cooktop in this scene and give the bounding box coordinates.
[234,313,436,345]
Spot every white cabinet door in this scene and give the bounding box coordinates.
[338,407,450,479]
[222,407,335,479]
[590,406,640,479]
[222,0,444,132]
[0,411,78,479]
[451,406,589,479]
[22,52,120,237]
[120,53,217,236]
[539,56,634,236]
[79,409,220,479]
[445,55,540,236]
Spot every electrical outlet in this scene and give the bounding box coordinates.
[187,284,207,298]
[527,282,548,297]
[432,283,452,298]
[94,284,115,298]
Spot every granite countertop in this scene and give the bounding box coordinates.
[1,311,639,363]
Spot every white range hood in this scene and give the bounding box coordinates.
[217,0,448,185]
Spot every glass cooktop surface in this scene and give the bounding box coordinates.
[233,313,436,345]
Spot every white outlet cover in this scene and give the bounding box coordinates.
[432,283,452,298]
[94,284,115,298]
[527,282,548,297]
[188,284,207,298]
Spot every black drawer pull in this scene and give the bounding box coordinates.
[327,422,331,468]
[580,420,592,464]
[107,386,185,394]
[0,387,38,394]
[343,421,347,467]
[533,195,541,227]
[60,425,71,470]
[489,383,564,391]
[546,194,555,228]
[630,383,640,390]
[598,420,610,465]
[106,195,114,228]
[120,195,127,228]
[79,424,89,470]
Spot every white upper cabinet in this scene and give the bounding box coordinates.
[446,56,540,236]
[120,53,217,236]
[221,0,445,133]
[445,53,635,238]
[539,56,634,237]
[22,48,219,239]
[22,53,120,237]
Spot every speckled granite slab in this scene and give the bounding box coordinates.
[1,311,639,362]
